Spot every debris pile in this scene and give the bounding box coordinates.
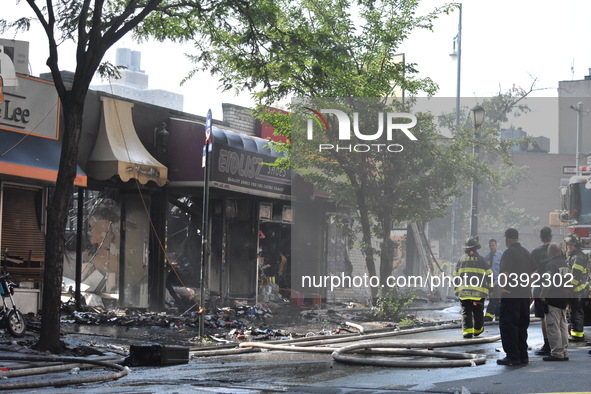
[49,297,386,345]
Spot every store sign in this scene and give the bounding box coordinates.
[0,75,60,139]
[210,143,291,199]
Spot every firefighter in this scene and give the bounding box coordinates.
[564,233,590,342]
[454,237,492,339]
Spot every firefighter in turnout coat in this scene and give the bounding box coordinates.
[564,233,590,342]
[454,237,493,338]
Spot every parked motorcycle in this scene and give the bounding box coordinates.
[0,250,27,337]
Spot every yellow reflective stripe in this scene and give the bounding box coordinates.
[463,328,475,334]
[571,264,587,272]
[573,283,586,292]
[474,327,484,335]
[456,267,488,274]
[485,312,495,318]
[455,286,489,295]
[570,330,584,337]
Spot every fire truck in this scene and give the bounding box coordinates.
[560,172,591,246]
[560,171,591,326]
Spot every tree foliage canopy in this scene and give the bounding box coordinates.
[190,0,456,102]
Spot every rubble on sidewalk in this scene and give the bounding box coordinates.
[56,297,371,343]
[7,292,461,354]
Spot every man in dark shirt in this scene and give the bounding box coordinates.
[531,227,552,355]
[497,228,538,366]
[540,242,569,361]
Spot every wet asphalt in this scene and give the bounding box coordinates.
[1,307,591,393]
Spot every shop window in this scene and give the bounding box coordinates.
[62,189,121,300]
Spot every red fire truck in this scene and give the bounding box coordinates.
[561,172,591,245]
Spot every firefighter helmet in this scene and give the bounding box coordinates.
[464,237,480,250]
[564,233,582,246]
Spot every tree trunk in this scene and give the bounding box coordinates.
[379,213,394,285]
[33,97,84,353]
[353,181,378,299]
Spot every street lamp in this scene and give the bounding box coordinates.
[470,105,485,237]
[154,122,170,153]
[449,3,462,261]
[449,4,462,128]
[472,105,485,129]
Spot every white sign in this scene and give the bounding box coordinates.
[0,75,60,139]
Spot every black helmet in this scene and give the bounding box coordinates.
[564,233,581,246]
[464,236,480,250]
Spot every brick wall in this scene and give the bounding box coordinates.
[222,103,258,135]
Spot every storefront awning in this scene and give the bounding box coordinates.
[0,129,87,186]
[209,127,291,199]
[87,97,167,187]
[166,118,290,198]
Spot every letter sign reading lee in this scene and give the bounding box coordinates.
[0,76,59,138]
[0,100,30,125]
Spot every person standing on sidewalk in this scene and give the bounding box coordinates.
[531,227,553,356]
[497,228,538,366]
[564,233,590,342]
[540,242,569,361]
[484,239,502,322]
[454,237,492,339]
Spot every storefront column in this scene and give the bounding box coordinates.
[149,188,168,311]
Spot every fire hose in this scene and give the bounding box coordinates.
[238,335,499,367]
[0,354,129,390]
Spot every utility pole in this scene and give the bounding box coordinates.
[199,110,212,337]
[450,3,462,261]
[572,102,584,175]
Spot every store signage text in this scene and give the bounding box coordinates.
[218,148,264,179]
[0,75,59,138]
[214,146,290,197]
[0,100,30,126]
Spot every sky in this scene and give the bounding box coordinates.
[4,1,591,127]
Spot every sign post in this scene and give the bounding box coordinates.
[199,109,212,337]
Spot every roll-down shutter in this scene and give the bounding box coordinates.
[1,186,45,262]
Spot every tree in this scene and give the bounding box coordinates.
[191,1,516,294]
[431,84,542,259]
[1,0,252,354]
[191,0,448,100]
[294,99,510,289]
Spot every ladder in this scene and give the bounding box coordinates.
[410,222,444,299]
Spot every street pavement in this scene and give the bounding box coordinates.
[1,318,590,393]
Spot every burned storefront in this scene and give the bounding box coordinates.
[67,93,169,311]
[64,94,315,312]
[164,118,293,308]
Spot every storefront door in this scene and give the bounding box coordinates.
[226,218,257,299]
[121,194,150,308]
